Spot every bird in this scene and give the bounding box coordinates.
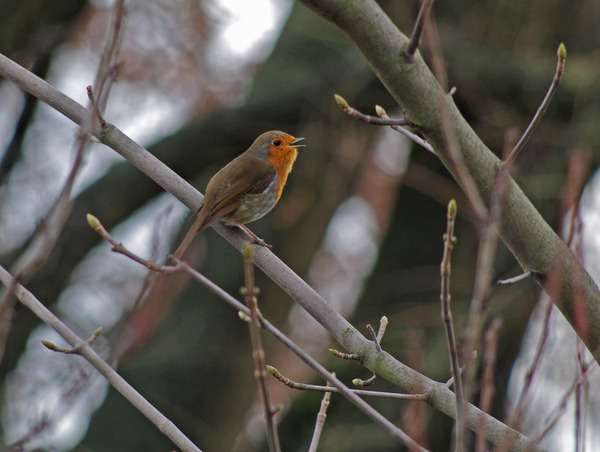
[172,130,305,259]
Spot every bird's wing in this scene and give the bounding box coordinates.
[202,155,277,225]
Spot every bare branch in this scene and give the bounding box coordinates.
[503,43,567,168]
[42,327,103,355]
[335,94,412,126]
[329,348,360,360]
[498,271,532,286]
[367,323,382,353]
[440,199,465,451]
[404,0,434,62]
[308,376,333,452]
[241,244,281,452]
[375,105,435,153]
[476,319,502,452]
[86,85,106,127]
[0,265,202,452]
[267,366,426,401]
[353,374,377,387]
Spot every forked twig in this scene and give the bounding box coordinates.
[42,327,103,355]
[335,94,411,126]
[334,95,435,154]
[268,366,426,401]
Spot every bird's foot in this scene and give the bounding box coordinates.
[238,224,273,250]
[249,238,273,250]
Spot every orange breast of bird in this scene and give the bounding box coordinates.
[265,140,298,203]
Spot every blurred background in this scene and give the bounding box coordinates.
[1,0,600,450]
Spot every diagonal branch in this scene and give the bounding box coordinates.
[0,52,543,451]
[0,265,202,452]
[296,0,600,365]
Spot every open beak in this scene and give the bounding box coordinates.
[290,136,305,148]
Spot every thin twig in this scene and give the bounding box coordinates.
[86,85,106,127]
[422,5,488,225]
[353,374,377,387]
[403,330,428,448]
[575,342,586,452]
[267,366,426,401]
[376,105,435,153]
[475,318,502,452]
[440,199,464,452]
[87,214,179,273]
[503,43,567,168]
[562,151,588,247]
[498,271,532,286]
[242,244,281,452]
[444,364,466,388]
[329,348,360,360]
[308,376,333,452]
[367,323,382,352]
[334,93,435,154]
[42,327,103,355]
[335,94,412,126]
[404,0,434,62]
[461,127,516,415]
[92,0,126,112]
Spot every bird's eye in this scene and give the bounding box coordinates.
[273,139,281,146]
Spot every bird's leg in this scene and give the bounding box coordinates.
[237,224,272,250]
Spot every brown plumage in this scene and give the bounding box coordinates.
[173,130,304,258]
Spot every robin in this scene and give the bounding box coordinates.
[173,130,305,259]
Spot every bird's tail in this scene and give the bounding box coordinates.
[172,210,209,260]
